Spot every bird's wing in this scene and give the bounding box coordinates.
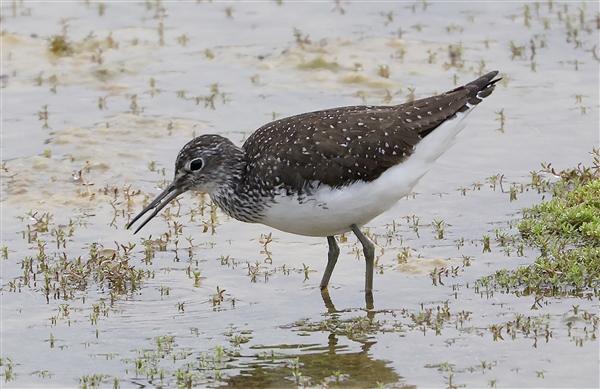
[243,71,499,192]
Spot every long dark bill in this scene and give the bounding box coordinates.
[126,183,183,234]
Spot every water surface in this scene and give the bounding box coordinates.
[1,1,598,388]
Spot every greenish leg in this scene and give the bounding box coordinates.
[320,235,340,289]
[350,224,375,309]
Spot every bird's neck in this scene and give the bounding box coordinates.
[209,152,265,224]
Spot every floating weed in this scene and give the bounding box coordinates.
[506,183,519,201]
[432,219,447,240]
[211,286,235,309]
[378,64,390,78]
[292,27,311,47]
[382,89,393,104]
[1,357,16,382]
[191,269,202,287]
[147,77,162,97]
[90,46,104,64]
[80,373,111,388]
[287,312,384,342]
[124,334,231,387]
[159,284,171,296]
[446,23,464,33]
[426,49,437,64]
[509,41,526,59]
[72,169,95,199]
[200,201,220,234]
[32,370,53,379]
[430,266,460,287]
[353,89,367,103]
[297,56,340,71]
[289,357,304,385]
[412,23,424,32]
[381,10,394,26]
[47,35,74,56]
[127,93,142,115]
[494,108,506,132]
[487,173,505,191]
[157,22,165,45]
[394,45,406,60]
[11,211,152,303]
[530,38,537,60]
[227,332,250,347]
[440,361,458,389]
[446,43,463,69]
[426,358,504,388]
[195,83,230,109]
[33,71,44,86]
[461,255,472,267]
[247,260,266,283]
[97,96,108,110]
[302,263,311,281]
[406,87,416,102]
[223,324,252,348]
[523,4,532,27]
[224,6,234,19]
[38,104,50,129]
[332,0,345,14]
[396,246,412,264]
[259,232,274,263]
[530,61,537,72]
[482,235,492,253]
[176,33,189,46]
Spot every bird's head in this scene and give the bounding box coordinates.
[127,134,245,233]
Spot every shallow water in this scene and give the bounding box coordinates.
[1,1,599,388]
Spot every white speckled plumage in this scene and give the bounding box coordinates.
[260,114,470,237]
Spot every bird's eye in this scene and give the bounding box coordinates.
[189,158,204,171]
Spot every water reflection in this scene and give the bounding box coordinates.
[228,310,409,388]
[322,288,375,312]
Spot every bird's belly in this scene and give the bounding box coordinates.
[261,190,389,237]
[260,158,429,237]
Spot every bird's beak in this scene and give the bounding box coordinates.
[126,183,183,234]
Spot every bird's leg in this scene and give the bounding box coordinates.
[350,224,375,291]
[350,224,375,309]
[320,236,340,290]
